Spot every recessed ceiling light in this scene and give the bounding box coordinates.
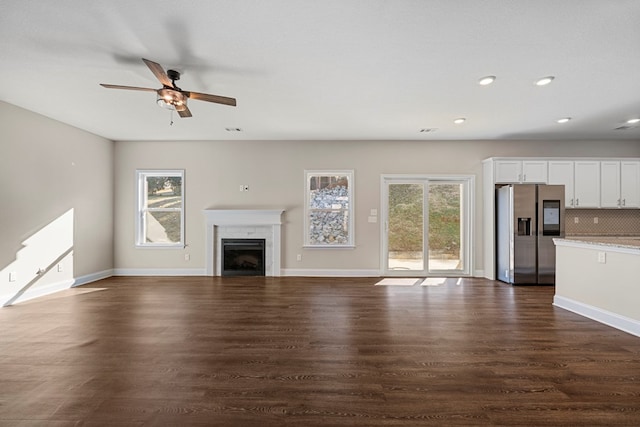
[556,117,571,123]
[535,76,555,86]
[626,118,640,124]
[478,76,496,86]
[453,118,466,124]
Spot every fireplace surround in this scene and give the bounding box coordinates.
[203,209,284,276]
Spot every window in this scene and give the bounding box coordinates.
[304,170,354,247]
[136,170,184,247]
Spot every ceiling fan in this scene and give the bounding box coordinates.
[100,58,236,118]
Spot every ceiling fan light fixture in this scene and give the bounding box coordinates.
[157,88,187,111]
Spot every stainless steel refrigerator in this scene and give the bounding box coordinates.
[496,184,565,285]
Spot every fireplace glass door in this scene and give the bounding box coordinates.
[221,239,266,276]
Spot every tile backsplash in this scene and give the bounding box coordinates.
[565,209,640,236]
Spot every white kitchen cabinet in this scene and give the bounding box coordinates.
[548,161,575,208]
[601,161,640,208]
[620,161,640,208]
[494,160,547,183]
[573,161,600,208]
[600,161,621,208]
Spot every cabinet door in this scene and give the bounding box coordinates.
[600,161,621,208]
[574,161,600,207]
[494,161,522,183]
[522,161,547,183]
[620,161,640,208]
[548,161,575,207]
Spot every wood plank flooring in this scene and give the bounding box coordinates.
[1,276,639,426]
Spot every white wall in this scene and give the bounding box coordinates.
[114,139,640,275]
[554,241,640,336]
[0,102,114,304]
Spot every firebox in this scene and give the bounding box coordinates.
[221,238,266,276]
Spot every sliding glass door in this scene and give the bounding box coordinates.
[382,176,472,276]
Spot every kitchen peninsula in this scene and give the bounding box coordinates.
[554,236,640,337]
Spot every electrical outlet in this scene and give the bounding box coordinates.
[594,217,598,224]
[9,272,16,282]
[239,185,244,192]
[574,217,579,224]
[57,263,63,272]
[296,254,302,261]
[597,252,606,264]
[184,253,190,261]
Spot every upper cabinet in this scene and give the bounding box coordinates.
[494,160,548,183]
[486,157,640,209]
[620,161,640,208]
[573,161,600,208]
[601,161,640,208]
[548,161,575,208]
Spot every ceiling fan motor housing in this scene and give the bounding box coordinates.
[167,69,181,82]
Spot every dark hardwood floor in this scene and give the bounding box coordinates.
[0,276,639,426]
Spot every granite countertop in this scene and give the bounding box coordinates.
[558,236,640,250]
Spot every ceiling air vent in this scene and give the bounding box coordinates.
[419,128,437,133]
[614,125,632,131]
[225,127,242,132]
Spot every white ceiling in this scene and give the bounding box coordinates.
[1,0,639,142]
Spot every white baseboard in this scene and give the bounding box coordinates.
[73,269,113,287]
[2,279,75,306]
[113,268,206,276]
[281,269,380,277]
[554,295,640,338]
[282,269,483,278]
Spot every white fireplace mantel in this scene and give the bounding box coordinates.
[203,209,284,276]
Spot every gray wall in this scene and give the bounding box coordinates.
[0,101,114,297]
[113,139,640,275]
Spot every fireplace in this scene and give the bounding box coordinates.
[203,209,284,276]
[222,238,266,276]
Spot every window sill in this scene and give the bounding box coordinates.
[135,244,185,250]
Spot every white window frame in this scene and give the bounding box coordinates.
[380,174,474,277]
[304,170,355,248]
[136,169,185,248]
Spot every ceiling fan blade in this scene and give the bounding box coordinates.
[142,58,173,87]
[100,84,156,92]
[177,106,192,118]
[186,91,237,107]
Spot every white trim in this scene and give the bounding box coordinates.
[282,268,380,277]
[554,295,640,338]
[73,269,113,287]
[1,279,74,306]
[113,268,206,276]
